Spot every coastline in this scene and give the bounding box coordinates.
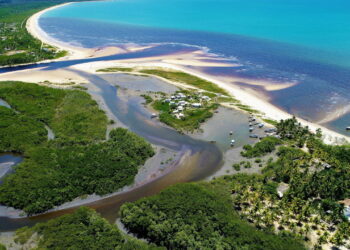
[26,2,350,145]
[26,2,94,60]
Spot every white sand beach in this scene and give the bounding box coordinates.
[22,3,350,144]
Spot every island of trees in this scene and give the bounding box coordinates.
[0,81,154,214]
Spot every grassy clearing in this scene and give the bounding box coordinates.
[97,67,134,72]
[235,103,260,114]
[263,118,278,126]
[139,69,228,95]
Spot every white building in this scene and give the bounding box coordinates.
[192,103,202,108]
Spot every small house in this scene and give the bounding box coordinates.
[192,103,202,108]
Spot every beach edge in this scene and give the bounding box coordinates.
[25,2,350,144]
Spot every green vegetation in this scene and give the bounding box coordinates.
[217,96,239,103]
[96,67,271,116]
[0,81,107,144]
[214,117,350,249]
[139,69,228,95]
[14,207,162,249]
[232,163,241,171]
[141,94,153,104]
[255,158,262,163]
[121,183,305,249]
[0,82,154,214]
[0,243,5,250]
[241,136,281,158]
[235,103,260,114]
[0,106,47,152]
[263,118,278,126]
[0,1,68,66]
[141,90,220,132]
[153,99,218,132]
[0,128,154,214]
[97,67,134,72]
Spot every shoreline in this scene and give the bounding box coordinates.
[26,2,93,60]
[26,2,350,144]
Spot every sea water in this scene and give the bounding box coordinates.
[40,0,350,134]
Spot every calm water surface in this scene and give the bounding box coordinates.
[39,0,350,135]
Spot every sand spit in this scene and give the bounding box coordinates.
[21,3,350,144]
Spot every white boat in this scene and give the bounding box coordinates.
[346,127,350,131]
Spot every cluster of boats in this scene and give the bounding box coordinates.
[229,115,270,147]
[248,115,266,139]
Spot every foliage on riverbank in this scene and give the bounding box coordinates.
[119,117,350,249]
[0,128,154,214]
[14,207,162,249]
[0,81,107,144]
[0,1,68,66]
[120,183,305,249]
[241,136,281,158]
[0,81,154,214]
[219,117,350,248]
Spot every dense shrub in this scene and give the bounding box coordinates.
[15,207,162,250]
[0,82,153,214]
[241,136,281,158]
[121,183,305,249]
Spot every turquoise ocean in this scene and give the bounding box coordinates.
[40,0,350,134]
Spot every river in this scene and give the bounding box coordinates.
[0,66,232,231]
